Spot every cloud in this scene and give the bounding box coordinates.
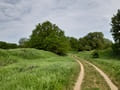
[0,0,120,43]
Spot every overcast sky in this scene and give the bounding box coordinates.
[0,0,120,43]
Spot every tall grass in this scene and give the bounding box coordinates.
[0,48,79,90]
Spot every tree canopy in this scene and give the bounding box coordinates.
[28,21,70,55]
[78,32,112,51]
[67,37,79,51]
[19,38,29,48]
[111,9,120,55]
[18,21,112,55]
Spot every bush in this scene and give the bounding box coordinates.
[92,50,99,58]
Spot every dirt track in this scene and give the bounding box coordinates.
[73,55,118,90]
[73,56,84,90]
[86,61,118,90]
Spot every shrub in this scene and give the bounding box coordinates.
[92,50,99,58]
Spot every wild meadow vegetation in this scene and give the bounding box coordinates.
[76,48,120,89]
[0,48,79,90]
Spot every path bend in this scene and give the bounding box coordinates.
[86,61,118,90]
[72,56,84,90]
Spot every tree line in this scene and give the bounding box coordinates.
[0,9,120,56]
[0,41,18,49]
[18,21,112,55]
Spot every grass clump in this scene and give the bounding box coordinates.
[92,50,99,58]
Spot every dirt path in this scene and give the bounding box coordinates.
[86,61,118,90]
[73,56,84,90]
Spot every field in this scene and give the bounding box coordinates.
[76,48,120,89]
[0,48,79,90]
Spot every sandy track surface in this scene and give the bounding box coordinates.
[73,56,84,90]
[86,61,118,90]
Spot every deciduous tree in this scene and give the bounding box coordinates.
[111,9,120,55]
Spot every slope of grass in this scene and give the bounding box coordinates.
[76,48,120,89]
[0,48,79,90]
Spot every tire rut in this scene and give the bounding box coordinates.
[72,56,84,90]
[86,61,118,90]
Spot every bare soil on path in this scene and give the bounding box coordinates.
[86,61,118,90]
[72,56,84,90]
[72,55,118,90]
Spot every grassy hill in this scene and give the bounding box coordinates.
[0,48,79,90]
[76,48,120,89]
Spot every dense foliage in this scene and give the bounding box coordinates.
[0,41,18,49]
[67,37,79,51]
[19,21,112,54]
[111,9,120,55]
[27,21,70,55]
[78,32,112,51]
[19,38,29,48]
[92,50,99,58]
[1,21,112,54]
[67,32,112,52]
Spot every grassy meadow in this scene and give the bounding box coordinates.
[0,48,79,90]
[76,48,120,89]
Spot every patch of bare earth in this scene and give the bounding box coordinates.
[72,56,84,90]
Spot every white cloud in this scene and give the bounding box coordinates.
[0,0,120,43]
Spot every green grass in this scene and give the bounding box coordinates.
[0,48,79,90]
[76,48,120,89]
